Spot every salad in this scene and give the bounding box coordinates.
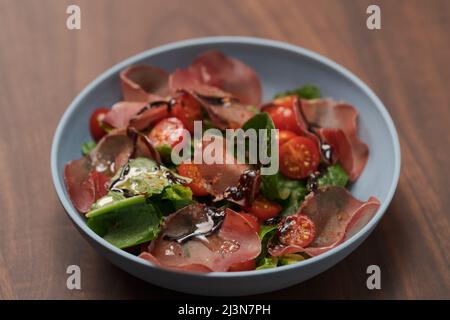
[64,50,380,272]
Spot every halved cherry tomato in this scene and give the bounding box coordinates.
[279,136,320,179]
[228,259,256,272]
[171,92,203,133]
[264,96,300,133]
[278,214,316,248]
[239,212,260,233]
[89,107,109,141]
[278,130,297,147]
[148,117,185,148]
[247,197,282,221]
[177,163,210,196]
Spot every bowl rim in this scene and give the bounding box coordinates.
[51,36,401,278]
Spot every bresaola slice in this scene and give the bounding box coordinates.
[64,157,110,213]
[90,129,134,175]
[103,101,170,131]
[169,50,262,106]
[269,186,380,257]
[107,51,261,131]
[181,135,257,203]
[120,65,170,102]
[139,205,261,272]
[299,99,369,181]
[195,93,257,130]
[102,101,147,129]
[64,129,161,212]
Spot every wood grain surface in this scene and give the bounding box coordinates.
[0,0,448,299]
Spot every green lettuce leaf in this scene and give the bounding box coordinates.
[155,184,194,214]
[81,141,96,156]
[256,224,278,268]
[261,173,305,201]
[280,182,308,216]
[274,84,321,100]
[242,112,277,161]
[86,195,161,249]
[110,157,190,197]
[278,253,305,266]
[318,164,349,188]
[256,257,278,270]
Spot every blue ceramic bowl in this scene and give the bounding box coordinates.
[51,37,400,296]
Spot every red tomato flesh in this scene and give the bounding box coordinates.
[247,197,282,222]
[171,92,203,133]
[89,107,109,141]
[278,130,297,147]
[228,259,256,272]
[176,163,210,196]
[264,96,300,133]
[279,136,320,179]
[278,214,316,248]
[148,117,186,148]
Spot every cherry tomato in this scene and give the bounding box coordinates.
[247,197,282,221]
[239,212,260,233]
[177,163,210,196]
[228,259,256,272]
[171,92,203,133]
[278,130,297,147]
[148,117,185,148]
[278,214,316,248]
[279,136,320,179]
[89,107,109,141]
[264,96,300,133]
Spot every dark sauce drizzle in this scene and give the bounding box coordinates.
[136,100,170,116]
[164,206,226,244]
[223,169,259,206]
[264,216,281,226]
[296,101,333,193]
[162,170,189,185]
[196,93,237,107]
[107,126,164,197]
[109,161,131,196]
[127,126,161,164]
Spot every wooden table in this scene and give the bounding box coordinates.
[0,0,448,299]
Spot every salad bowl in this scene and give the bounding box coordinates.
[51,36,400,296]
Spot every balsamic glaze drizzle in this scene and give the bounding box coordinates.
[223,169,259,206]
[163,206,226,244]
[136,100,169,116]
[127,126,161,164]
[297,102,333,165]
[195,93,237,107]
[296,100,334,192]
[109,161,131,195]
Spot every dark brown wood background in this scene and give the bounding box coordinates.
[0,0,448,299]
